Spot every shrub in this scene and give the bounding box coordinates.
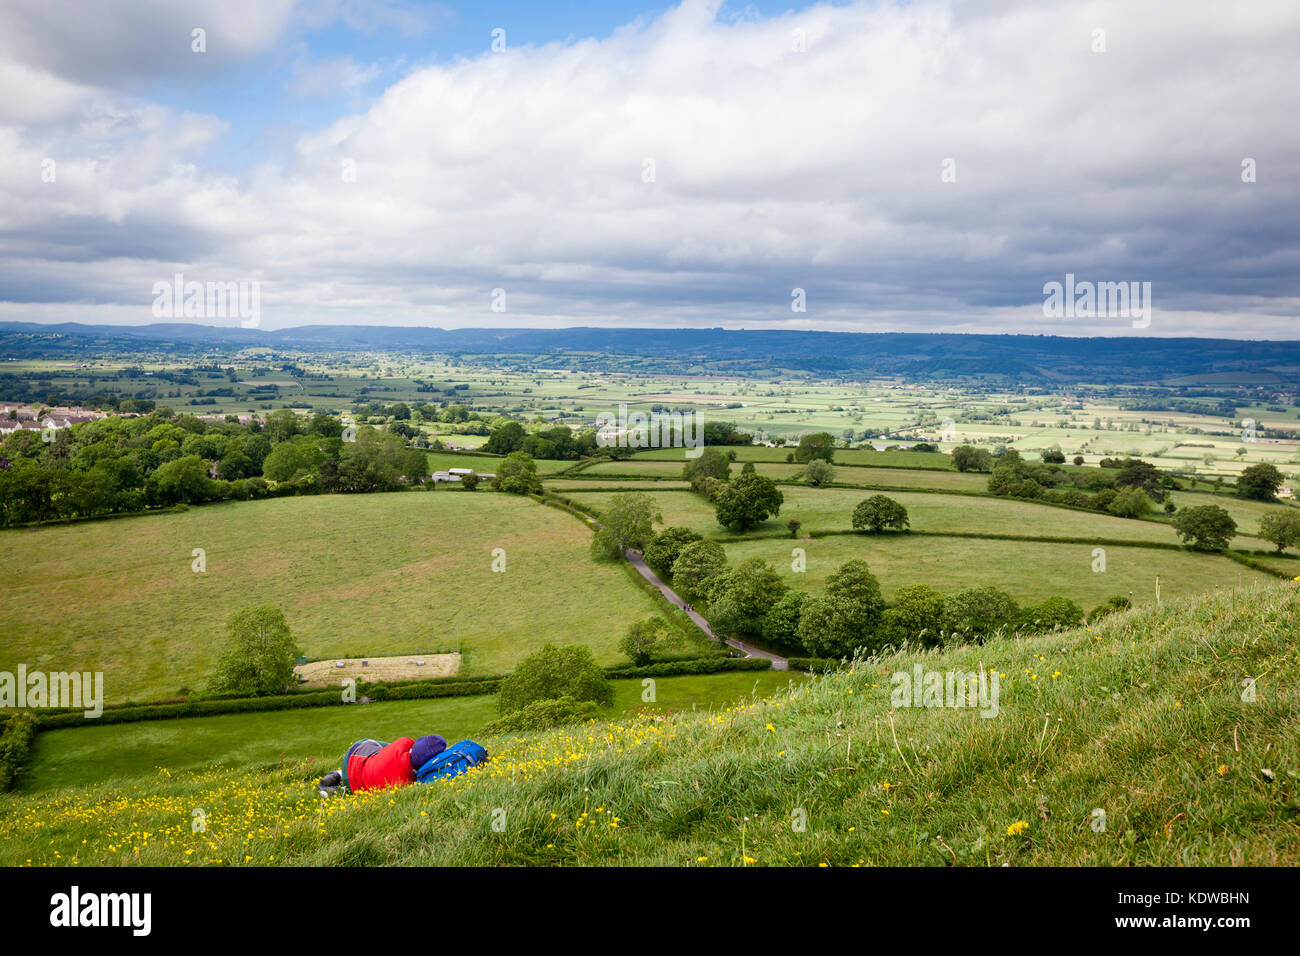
[941,587,1020,642]
[496,644,613,715]
[1088,594,1132,621]
[1019,596,1085,632]
[803,459,836,487]
[619,617,667,666]
[0,712,37,792]
[878,583,946,647]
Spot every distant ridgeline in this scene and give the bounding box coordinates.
[2,322,1300,384]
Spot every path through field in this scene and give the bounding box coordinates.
[623,548,789,670]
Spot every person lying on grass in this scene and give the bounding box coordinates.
[317,734,446,795]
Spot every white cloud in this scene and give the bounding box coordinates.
[2,0,1299,335]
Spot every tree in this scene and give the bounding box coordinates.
[1073,455,1085,466]
[794,432,836,464]
[761,590,808,650]
[681,447,731,493]
[878,584,946,647]
[852,495,910,533]
[1171,504,1237,551]
[706,557,788,638]
[1115,458,1165,501]
[796,559,886,657]
[714,472,783,531]
[591,492,661,560]
[619,618,667,666]
[492,451,542,494]
[1106,486,1150,519]
[670,540,728,602]
[1040,448,1066,464]
[1237,463,1285,501]
[208,605,300,697]
[643,526,703,576]
[941,587,1020,642]
[149,454,213,504]
[496,644,612,714]
[459,472,480,491]
[787,519,802,538]
[951,445,992,472]
[803,458,836,487]
[1258,509,1300,553]
[484,421,526,455]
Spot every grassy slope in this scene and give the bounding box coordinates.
[2,584,1296,866]
[0,492,665,703]
[20,671,805,792]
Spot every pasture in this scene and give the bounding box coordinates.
[0,492,666,704]
[20,671,807,791]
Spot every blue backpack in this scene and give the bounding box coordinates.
[415,740,490,782]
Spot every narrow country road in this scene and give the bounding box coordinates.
[623,548,789,670]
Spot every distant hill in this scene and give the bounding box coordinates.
[2,321,1299,384]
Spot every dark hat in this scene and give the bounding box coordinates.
[410,734,447,770]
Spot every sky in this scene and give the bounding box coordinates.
[1,0,1298,338]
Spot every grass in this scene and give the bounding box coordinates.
[720,535,1274,607]
[18,671,805,792]
[0,492,665,703]
[562,485,1268,548]
[3,583,1295,866]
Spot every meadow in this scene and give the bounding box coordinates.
[0,492,667,703]
[720,536,1272,606]
[558,484,1274,549]
[21,671,806,792]
[2,583,1295,867]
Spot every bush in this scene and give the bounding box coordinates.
[952,446,992,472]
[604,657,769,679]
[481,696,603,736]
[0,712,37,792]
[941,587,1020,642]
[803,459,836,487]
[620,617,667,666]
[1019,596,1085,632]
[1088,594,1132,621]
[496,644,613,715]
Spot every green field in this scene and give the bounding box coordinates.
[3,584,1296,867]
[20,671,806,792]
[720,535,1271,607]
[560,485,1258,547]
[0,492,667,703]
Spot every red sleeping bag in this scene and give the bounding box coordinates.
[345,737,417,792]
